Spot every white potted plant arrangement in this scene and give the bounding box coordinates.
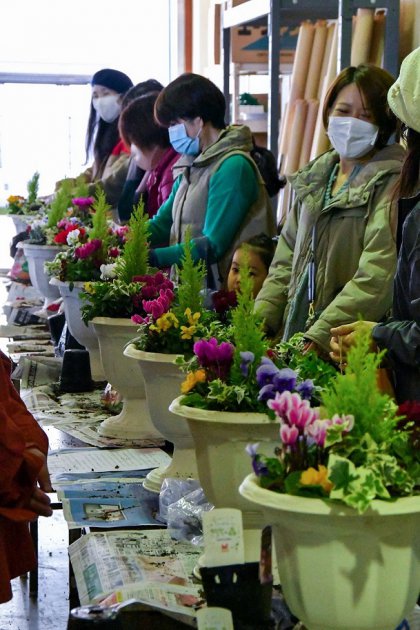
[78,202,165,441]
[46,189,123,380]
[239,330,420,630]
[22,180,77,307]
[3,171,46,234]
[168,265,336,566]
[124,232,225,491]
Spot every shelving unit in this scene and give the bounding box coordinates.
[222,0,400,161]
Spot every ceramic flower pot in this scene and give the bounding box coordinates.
[168,396,280,566]
[123,345,198,493]
[50,278,105,382]
[239,473,420,630]
[9,214,30,235]
[22,242,62,306]
[91,318,164,441]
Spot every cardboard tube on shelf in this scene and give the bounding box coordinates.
[284,99,308,176]
[399,0,415,63]
[351,8,374,66]
[310,22,337,161]
[299,99,319,169]
[369,10,386,67]
[278,21,315,160]
[317,21,336,101]
[304,21,328,100]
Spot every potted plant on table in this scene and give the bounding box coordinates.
[239,331,420,630]
[168,267,336,566]
[75,202,166,442]
[123,231,227,491]
[45,190,120,381]
[3,171,46,234]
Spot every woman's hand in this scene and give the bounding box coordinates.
[26,447,53,493]
[330,321,377,363]
[28,487,53,517]
[24,447,53,517]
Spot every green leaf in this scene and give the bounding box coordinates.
[115,199,150,283]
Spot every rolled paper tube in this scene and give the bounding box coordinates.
[304,20,328,100]
[399,0,415,62]
[284,99,308,176]
[310,21,337,161]
[317,21,336,101]
[279,21,315,159]
[351,8,374,66]
[369,10,386,66]
[299,99,319,169]
[289,21,315,103]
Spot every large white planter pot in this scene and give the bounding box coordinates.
[50,279,105,382]
[91,318,164,441]
[9,214,30,235]
[169,396,279,565]
[239,474,420,630]
[124,345,198,493]
[22,242,62,306]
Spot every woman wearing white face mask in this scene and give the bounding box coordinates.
[254,64,405,356]
[118,91,179,219]
[56,68,133,208]
[330,47,420,403]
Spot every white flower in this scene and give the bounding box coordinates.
[66,229,81,245]
[100,263,117,280]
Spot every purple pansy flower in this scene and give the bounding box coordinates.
[296,379,314,400]
[240,351,255,377]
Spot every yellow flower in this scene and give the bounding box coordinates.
[7,195,24,206]
[154,312,179,333]
[184,308,201,325]
[181,369,207,394]
[300,465,333,493]
[180,324,197,340]
[83,282,95,294]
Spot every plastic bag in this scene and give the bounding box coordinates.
[158,478,213,545]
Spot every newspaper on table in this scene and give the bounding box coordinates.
[48,447,171,482]
[22,386,163,448]
[69,530,203,606]
[58,480,161,529]
[12,356,62,388]
[0,323,51,340]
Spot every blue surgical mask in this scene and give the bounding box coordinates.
[169,122,201,156]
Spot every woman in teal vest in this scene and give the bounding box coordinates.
[147,73,276,288]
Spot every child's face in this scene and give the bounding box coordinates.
[227,248,267,298]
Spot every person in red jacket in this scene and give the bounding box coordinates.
[0,351,52,603]
[119,91,179,218]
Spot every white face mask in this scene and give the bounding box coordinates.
[92,94,121,123]
[131,143,158,171]
[327,116,379,159]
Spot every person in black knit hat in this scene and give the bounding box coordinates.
[56,67,133,209]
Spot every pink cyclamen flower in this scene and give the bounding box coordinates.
[268,390,303,419]
[142,288,174,320]
[280,423,299,447]
[306,419,332,447]
[330,413,355,432]
[131,314,150,325]
[193,338,234,367]
[287,403,319,430]
[74,239,102,259]
[72,196,95,208]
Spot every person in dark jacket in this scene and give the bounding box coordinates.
[116,79,164,223]
[330,47,420,403]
